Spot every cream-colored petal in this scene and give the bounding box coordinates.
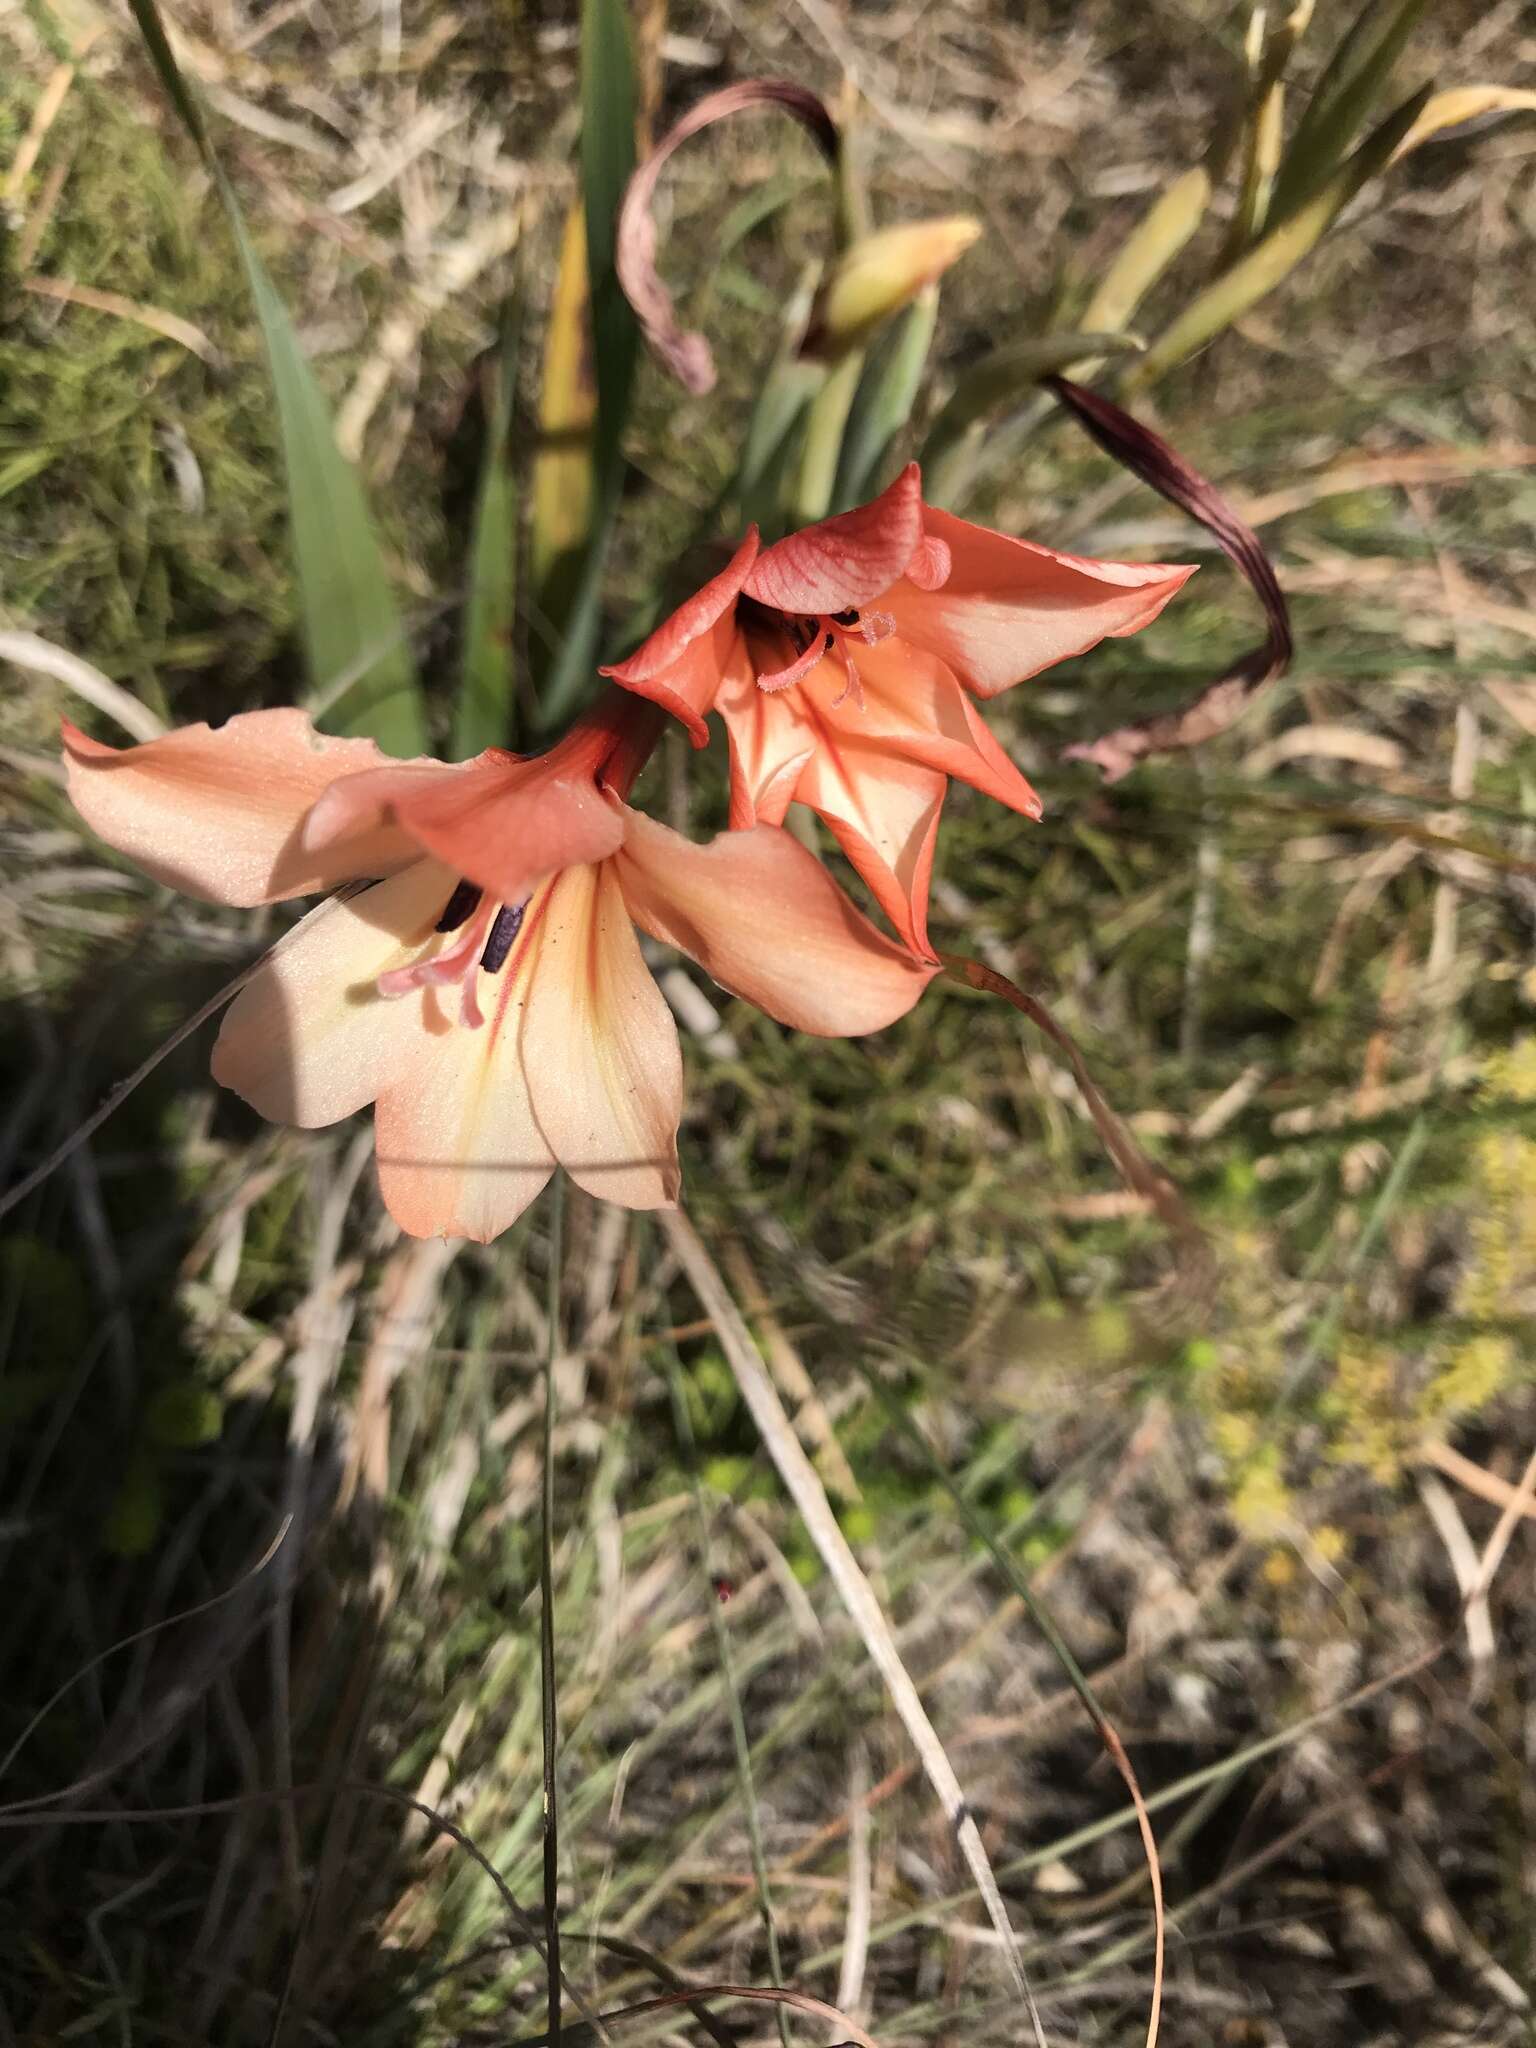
[523,862,682,1210]
[373,953,555,1242]
[62,709,419,905]
[211,859,460,1126]
[616,810,937,1035]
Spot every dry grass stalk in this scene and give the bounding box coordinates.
[662,1206,1049,2042]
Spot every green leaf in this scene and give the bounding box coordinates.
[125,0,427,757]
[581,0,639,492]
[919,331,1144,507]
[536,0,639,730]
[793,348,864,524]
[831,288,939,509]
[736,268,825,533]
[1125,82,1431,394]
[1269,0,1428,223]
[231,218,426,754]
[715,169,813,259]
[452,304,521,758]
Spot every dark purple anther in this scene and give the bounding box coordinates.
[480,900,527,974]
[436,879,484,932]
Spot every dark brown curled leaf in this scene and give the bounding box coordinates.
[616,80,840,394]
[1044,373,1293,784]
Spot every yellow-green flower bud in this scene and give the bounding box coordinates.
[806,216,980,356]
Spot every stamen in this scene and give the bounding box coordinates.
[831,653,865,711]
[436,879,483,932]
[480,900,527,974]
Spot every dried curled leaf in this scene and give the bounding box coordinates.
[1044,375,1293,782]
[616,80,839,394]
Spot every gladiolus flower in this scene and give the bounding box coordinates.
[62,696,935,1241]
[603,464,1194,955]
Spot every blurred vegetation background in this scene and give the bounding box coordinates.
[4,0,1536,2042]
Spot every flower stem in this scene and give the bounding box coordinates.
[541,1171,566,2048]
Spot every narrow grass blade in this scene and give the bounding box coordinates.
[452,299,521,759]
[1125,81,1431,393]
[662,1207,1049,2045]
[230,217,427,753]
[663,1347,790,2047]
[793,348,864,524]
[1269,0,1427,222]
[1222,3,1316,256]
[0,630,164,741]
[831,286,939,510]
[736,270,825,533]
[125,0,425,756]
[861,1372,1167,2048]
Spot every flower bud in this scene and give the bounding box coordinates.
[805,216,981,356]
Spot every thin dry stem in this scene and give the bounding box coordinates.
[661,1206,1049,2044]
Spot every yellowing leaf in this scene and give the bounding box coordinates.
[1126,83,1429,393]
[1391,85,1536,161]
[1081,166,1211,335]
[531,203,597,592]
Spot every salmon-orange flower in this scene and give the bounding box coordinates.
[62,698,935,1241]
[603,464,1195,954]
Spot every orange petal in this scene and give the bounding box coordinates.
[62,708,419,905]
[714,646,816,830]
[373,944,555,1242]
[601,530,759,745]
[885,506,1195,699]
[744,464,925,614]
[211,858,461,1126]
[794,740,945,958]
[302,748,623,907]
[812,635,1042,821]
[522,862,682,1210]
[616,810,938,1033]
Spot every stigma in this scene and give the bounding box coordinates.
[747,601,896,699]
